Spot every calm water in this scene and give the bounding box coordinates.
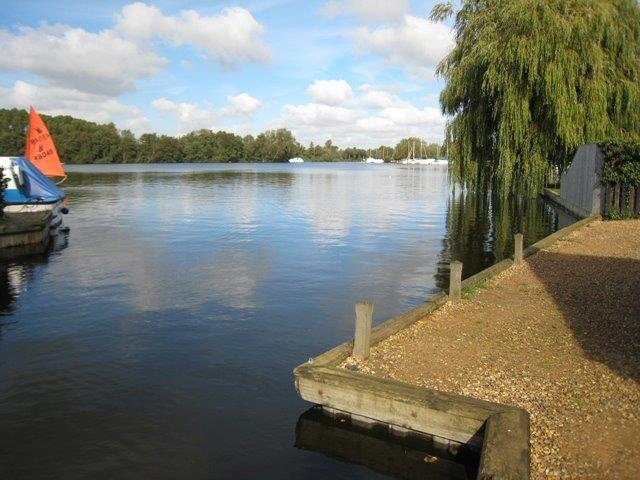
[0,163,566,479]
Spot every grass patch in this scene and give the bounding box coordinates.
[519,283,531,294]
[462,278,488,299]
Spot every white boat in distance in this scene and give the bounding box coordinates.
[288,157,304,163]
[364,157,384,164]
[400,140,448,165]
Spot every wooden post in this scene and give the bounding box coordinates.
[449,261,462,303]
[514,233,524,264]
[353,302,374,361]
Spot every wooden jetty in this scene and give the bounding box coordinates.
[293,215,597,480]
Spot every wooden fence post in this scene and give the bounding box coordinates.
[514,233,524,264]
[353,302,374,361]
[449,261,462,303]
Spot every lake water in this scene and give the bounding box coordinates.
[0,163,566,479]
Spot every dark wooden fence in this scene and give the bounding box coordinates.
[603,183,640,216]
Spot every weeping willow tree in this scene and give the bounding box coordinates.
[432,0,640,196]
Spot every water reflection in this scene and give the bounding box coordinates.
[434,189,563,290]
[295,407,478,480]
[0,164,566,479]
[0,233,68,316]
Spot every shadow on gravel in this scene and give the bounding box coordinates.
[528,252,640,383]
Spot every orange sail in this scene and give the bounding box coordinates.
[24,106,65,178]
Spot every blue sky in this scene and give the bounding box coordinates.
[0,1,453,147]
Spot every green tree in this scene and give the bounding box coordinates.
[0,108,28,156]
[433,0,640,195]
[253,129,302,162]
[120,130,138,163]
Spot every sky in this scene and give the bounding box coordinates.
[0,0,455,148]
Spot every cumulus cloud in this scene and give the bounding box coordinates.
[354,15,454,81]
[220,93,262,116]
[283,103,363,126]
[0,80,149,133]
[307,79,354,106]
[357,84,409,109]
[0,3,270,133]
[0,24,166,96]
[116,3,270,68]
[321,0,409,21]
[151,97,216,133]
[280,80,446,148]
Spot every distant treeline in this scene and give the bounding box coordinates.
[0,108,444,164]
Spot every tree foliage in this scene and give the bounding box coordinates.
[0,108,446,165]
[434,0,640,195]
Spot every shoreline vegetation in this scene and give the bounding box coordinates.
[0,108,444,165]
[341,219,640,479]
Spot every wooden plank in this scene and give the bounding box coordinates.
[294,365,505,445]
[478,411,530,480]
[449,261,462,302]
[523,215,598,258]
[353,302,373,361]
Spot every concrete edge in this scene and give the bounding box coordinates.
[542,188,590,219]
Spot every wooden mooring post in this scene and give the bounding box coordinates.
[353,302,374,361]
[514,233,524,264]
[449,261,462,303]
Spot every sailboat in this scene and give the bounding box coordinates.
[1,106,68,233]
[364,148,383,164]
[25,106,67,182]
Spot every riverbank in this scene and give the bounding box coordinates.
[342,219,640,479]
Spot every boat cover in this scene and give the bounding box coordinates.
[2,156,65,205]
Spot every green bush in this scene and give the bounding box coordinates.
[600,140,640,186]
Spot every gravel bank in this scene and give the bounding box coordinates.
[342,219,640,479]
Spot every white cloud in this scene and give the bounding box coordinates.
[283,103,363,126]
[354,15,454,81]
[379,105,443,126]
[280,80,446,148]
[307,79,354,106]
[321,0,409,21]
[116,3,270,68]
[0,24,166,96]
[357,84,409,108]
[151,97,216,133]
[0,80,149,133]
[220,93,262,116]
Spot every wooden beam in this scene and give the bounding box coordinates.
[514,233,524,264]
[449,261,463,302]
[478,410,530,480]
[353,302,373,361]
[294,365,503,446]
